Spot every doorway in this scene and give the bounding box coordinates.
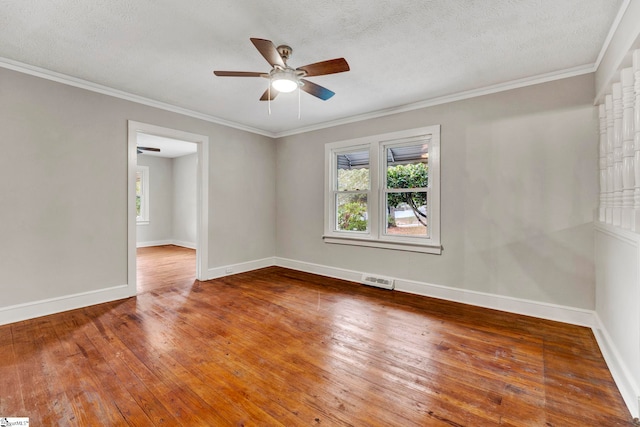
[127,121,209,295]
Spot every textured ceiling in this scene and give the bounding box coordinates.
[0,0,625,136]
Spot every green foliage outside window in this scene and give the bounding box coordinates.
[337,201,367,231]
[336,163,428,231]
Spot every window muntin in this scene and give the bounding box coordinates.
[324,126,440,254]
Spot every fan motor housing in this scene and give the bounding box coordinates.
[277,45,292,62]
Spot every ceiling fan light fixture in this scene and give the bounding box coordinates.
[213,38,349,102]
[271,70,299,93]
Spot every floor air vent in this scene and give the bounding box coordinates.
[360,274,395,290]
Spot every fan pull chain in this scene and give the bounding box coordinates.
[268,81,272,115]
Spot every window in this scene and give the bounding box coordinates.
[324,125,441,254]
[136,166,149,225]
[336,147,370,233]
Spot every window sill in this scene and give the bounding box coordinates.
[137,220,149,226]
[323,235,442,254]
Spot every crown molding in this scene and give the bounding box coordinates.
[273,64,595,138]
[593,0,640,104]
[593,0,632,71]
[0,57,274,138]
[1,56,594,140]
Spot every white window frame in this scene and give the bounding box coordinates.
[136,165,149,225]
[324,125,441,254]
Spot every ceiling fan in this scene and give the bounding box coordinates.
[213,38,350,101]
[137,146,160,154]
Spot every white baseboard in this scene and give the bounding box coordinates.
[4,256,594,328]
[171,240,196,249]
[0,284,134,326]
[137,239,196,249]
[137,239,173,248]
[275,257,596,327]
[592,313,640,419]
[396,277,596,327]
[207,257,276,280]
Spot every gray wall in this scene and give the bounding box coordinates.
[172,153,197,246]
[0,67,276,307]
[136,155,173,244]
[0,65,597,312]
[275,74,598,309]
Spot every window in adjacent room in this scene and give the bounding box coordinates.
[136,165,149,225]
[324,125,440,254]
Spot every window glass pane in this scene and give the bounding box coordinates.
[386,143,428,189]
[336,193,368,232]
[136,171,142,217]
[386,192,428,237]
[337,150,369,191]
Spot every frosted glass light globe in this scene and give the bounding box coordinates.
[271,70,298,93]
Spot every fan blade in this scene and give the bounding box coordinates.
[214,71,265,77]
[259,87,279,101]
[297,58,350,77]
[300,79,335,100]
[138,146,161,152]
[250,38,285,68]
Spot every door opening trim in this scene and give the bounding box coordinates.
[127,120,210,294]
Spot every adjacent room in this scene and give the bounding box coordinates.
[1,1,639,425]
[135,132,199,293]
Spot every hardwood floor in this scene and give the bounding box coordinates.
[0,247,635,425]
[136,245,196,293]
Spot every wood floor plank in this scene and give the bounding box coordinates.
[104,308,249,426]
[0,246,634,426]
[210,274,534,423]
[98,298,287,426]
[75,307,223,426]
[31,314,127,426]
[131,301,315,425]
[9,318,64,425]
[133,272,422,426]
[0,325,26,417]
[141,278,425,425]
[61,309,174,426]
